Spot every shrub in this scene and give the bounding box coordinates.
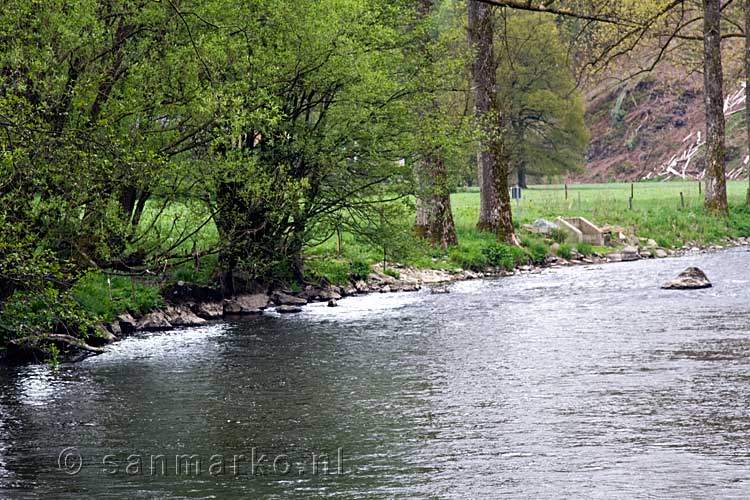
[576,242,593,256]
[383,268,401,279]
[557,243,573,260]
[482,243,529,271]
[450,247,488,271]
[348,259,372,281]
[521,237,549,264]
[549,228,568,244]
[482,243,515,270]
[509,245,530,267]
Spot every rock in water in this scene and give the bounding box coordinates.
[224,294,271,315]
[277,305,303,314]
[136,310,173,331]
[661,267,712,290]
[164,305,207,327]
[271,291,307,306]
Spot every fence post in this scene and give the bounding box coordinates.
[680,191,685,208]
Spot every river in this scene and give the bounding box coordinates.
[2,248,750,499]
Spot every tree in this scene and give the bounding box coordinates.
[473,0,731,215]
[702,0,728,215]
[413,0,459,249]
[193,0,418,292]
[468,0,517,243]
[495,10,588,188]
[743,0,750,205]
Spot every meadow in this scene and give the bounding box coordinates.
[304,180,750,282]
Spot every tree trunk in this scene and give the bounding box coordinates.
[415,154,459,248]
[745,0,750,205]
[468,1,517,243]
[469,0,499,232]
[702,0,728,216]
[414,0,458,249]
[488,111,518,244]
[517,161,527,189]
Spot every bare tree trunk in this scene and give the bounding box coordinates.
[415,154,459,248]
[703,0,728,216]
[745,0,750,205]
[468,1,517,243]
[414,0,458,249]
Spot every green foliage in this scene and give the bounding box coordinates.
[349,260,373,282]
[549,228,568,244]
[576,243,594,256]
[383,268,401,280]
[495,11,589,181]
[169,254,219,286]
[450,246,488,271]
[482,243,528,271]
[556,243,573,260]
[521,237,550,265]
[304,259,352,286]
[71,273,163,323]
[0,288,95,346]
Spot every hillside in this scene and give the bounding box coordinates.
[577,71,749,183]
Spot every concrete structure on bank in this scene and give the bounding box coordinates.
[554,217,605,246]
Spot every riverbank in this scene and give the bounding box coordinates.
[5,180,750,365]
[5,231,747,366]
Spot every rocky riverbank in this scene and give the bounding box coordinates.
[5,235,748,364]
[101,234,750,334]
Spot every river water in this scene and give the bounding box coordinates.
[2,248,750,499]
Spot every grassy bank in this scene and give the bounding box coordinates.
[307,180,750,280]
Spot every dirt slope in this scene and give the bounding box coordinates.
[577,70,748,183]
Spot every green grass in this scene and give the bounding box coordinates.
[307,180,750,282]
[72,273,164,322]
[453,180,750,248]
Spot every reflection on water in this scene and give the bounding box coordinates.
[3,248,750,498]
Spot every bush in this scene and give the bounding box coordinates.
[0,287,98,365]
[549,228,568,244]
[576,242,593,256]
[556,243,573,260]
[450,247,488,271]
[482,243,515,270]
[348,259,372,281]
[483,243,528,271]
[383,268,401,279]
[521,237,549,264]
[509,245,530,267]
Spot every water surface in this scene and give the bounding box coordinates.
[3,249,750,498]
